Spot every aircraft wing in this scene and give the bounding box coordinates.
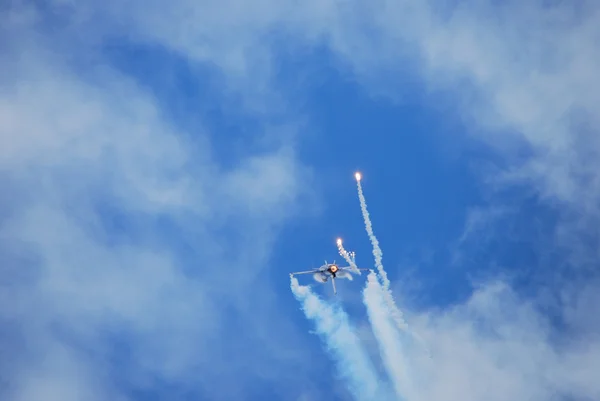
[339,266,370,272]
[290,269,320,276]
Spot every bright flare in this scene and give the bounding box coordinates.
[337,237,360,274]
[355,172,362,181]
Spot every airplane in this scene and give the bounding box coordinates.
[290,261,371,295]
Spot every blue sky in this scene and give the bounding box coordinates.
[1,1,600,401]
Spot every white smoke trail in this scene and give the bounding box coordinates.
[355,177,409,331]
[363,271,410,400]
[355,176,431,357]
[337,238,360,274]
[290,276,384,401]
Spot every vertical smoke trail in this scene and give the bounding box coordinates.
[355,175,409,331]
[355,174,431,356]
[363,271,410,400]
[337,238,360,274]
[290,276,384,401]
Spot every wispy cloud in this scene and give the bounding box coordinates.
[408,279,600,401]
[35,0,600,212]
[0,5,315,401]
[79,0,600,214]
[4,1,600,400]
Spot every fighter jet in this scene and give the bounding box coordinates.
[290,261,371,295]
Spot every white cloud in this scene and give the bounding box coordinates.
[405,279,600,401]
[3,1,600,400]
[42,0,600,212]
[0,5,318,401]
